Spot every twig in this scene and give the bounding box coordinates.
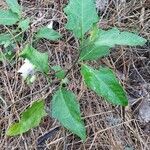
[37,126,60,146]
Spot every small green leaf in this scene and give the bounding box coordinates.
[5,0,21,16]
[0,9,19,25]
[1,44,16,61]
[51,65,65,79]
[6,100,46,136]
[0,52,5,62]
[20,45,49,73]
[64,0,98,38]
[81,64,128,106]
[95,28,147,47]
[18,18,30,31]
[52,88,86,140]
[89,24,99,41]
[36,27,61,41]
[0,33,12,45]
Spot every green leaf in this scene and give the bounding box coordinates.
[81,64,128,106]
[0,9,19,25]
[64,0,98,39]
[6,100,46,136]
[20,45,49,73]
[51,65,65,79]
[5,0,21,16]
[0,33,12,45]
[52,88,86,140]
[0,52,5,62]
[79,25,111,61]
[18,18,30,31]
[0,44,16,62]
[79,27,147,61]
[79,39,110,61]
[36,27,61,41]
[95,28,147,47]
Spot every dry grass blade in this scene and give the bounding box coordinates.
[0,0,149,149]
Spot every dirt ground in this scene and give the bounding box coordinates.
[0,0,150,149]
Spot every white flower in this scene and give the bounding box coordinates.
[18,59,35,79]
[47,21,53,29]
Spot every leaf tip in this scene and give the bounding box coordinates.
[6,123,20,136]
[122,99,128,107]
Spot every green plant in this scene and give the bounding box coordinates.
[1,0,147,141]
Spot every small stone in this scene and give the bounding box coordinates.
[139,100,150,123]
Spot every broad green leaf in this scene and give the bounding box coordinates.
[79,27,147,61]
[79,26,110,61]
[52,88,86,140]
[20,45,49,73]
[81,64,128,106]
[80,45,110,61]
[6,100,46,136]
[18,18,30,31]
[51,65,65,79]
[0,10,19,25]
[79,39,110,61]
[36,27,61,41]
[95,28,147,47]
[5,0,21,16]
[64,0,98,38]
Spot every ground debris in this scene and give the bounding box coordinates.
[139,99,150,123]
